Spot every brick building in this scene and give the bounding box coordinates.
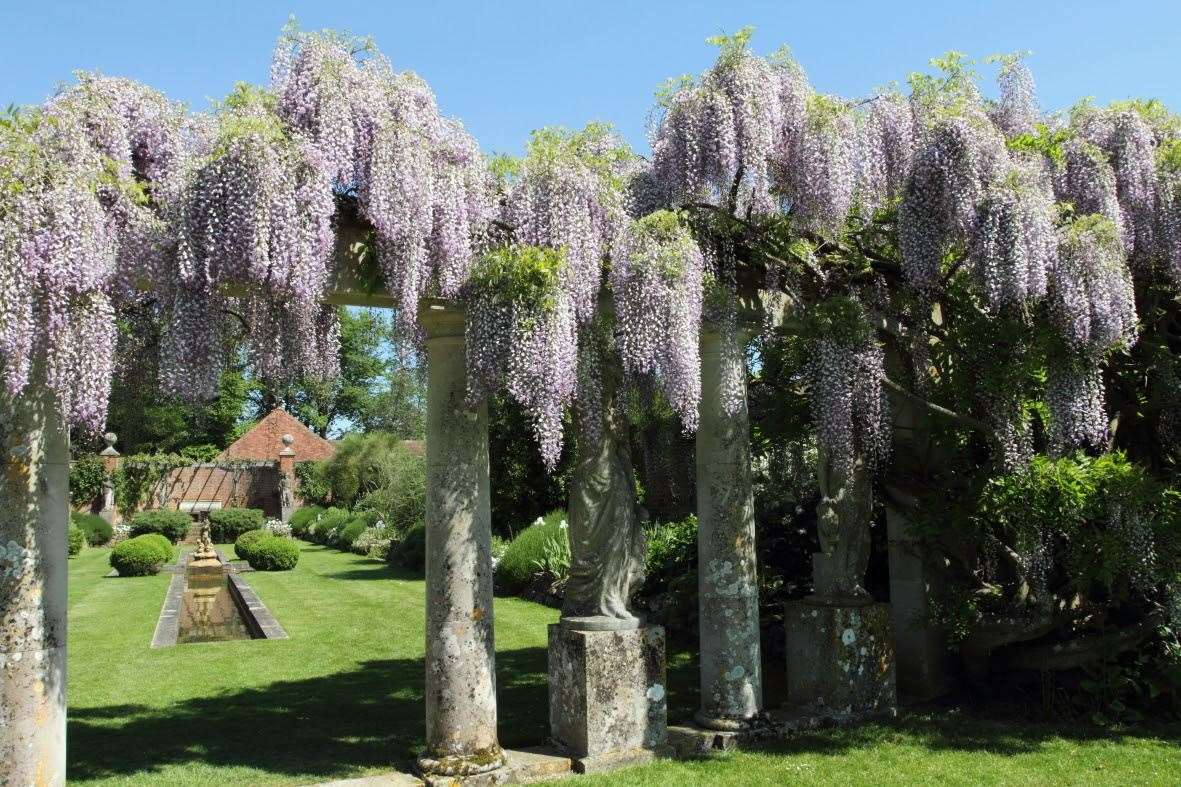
[159,409,337,518]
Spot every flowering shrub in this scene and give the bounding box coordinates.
[263,518,292,538]
[496,510,569,593]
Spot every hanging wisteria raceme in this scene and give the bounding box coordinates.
[167,87,338,397]
[1159,167,1181,287]
[779,95,857,236]
[855,92,914,215]
[271,30,494,328]
[649,34,791,215]
[610,211,705,430]
[1046,356,1108,454]
[1108,110,1159,263]
[898,115,1009,292]
[804,299,890,478]
[465,246,577,469]
[502,125,634,323]
[0,101,122,433]
[990,58,1040,138]
[968,163,1056,310]
[1042,216,1137,454]
[1048,216,1138,357]
[1053,138,1127,244]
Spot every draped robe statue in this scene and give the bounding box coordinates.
[812,447,873,602]
[561,358,645,630]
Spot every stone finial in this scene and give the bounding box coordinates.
[100,432,120,458]
[281,433,294,447]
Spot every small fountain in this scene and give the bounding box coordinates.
[176,523,250,644]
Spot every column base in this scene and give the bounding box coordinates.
[784,598,896,720]
[549,623,667,758]
[416,745,507,779]
[692,710,756,732]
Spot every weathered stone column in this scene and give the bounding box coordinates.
[417,300,505,778]
[1,388,69,786]
[694,327,762,730]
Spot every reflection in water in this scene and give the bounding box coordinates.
[177,569,251,644]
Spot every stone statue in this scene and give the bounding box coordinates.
[561,357,645,631]
[278,472,294,524]
[191,522,218,566]
[812,448,873,603]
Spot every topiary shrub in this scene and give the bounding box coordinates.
[129,510,192,543]
[247,536,300,571]
[110,534,174,576]
[390,521,426,572]
[309,507,350,545]
[234,529,271,563]
[71,512,113,546]
[289,505,324,538]
[337,518,367,549]
[208,507,264,542]
[496,510,568,593]
[68,526,85,557]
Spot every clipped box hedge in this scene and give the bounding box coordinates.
[234,529,271,563]
[110,534,175,576]
[247,536,300,571]
[208,507,264,542]
[129,510,192,544]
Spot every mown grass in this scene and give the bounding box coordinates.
[67,543,1181,786]
[67,542,558,785]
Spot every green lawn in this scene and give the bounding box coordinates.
[67,541,559,785]
[67,542,1181,786]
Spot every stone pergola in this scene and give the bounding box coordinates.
[0,224,943,784]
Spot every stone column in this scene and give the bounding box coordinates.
[417,300,505,778]
[886,493,952,702]
[1,388,69,786]
[694,327,762,730]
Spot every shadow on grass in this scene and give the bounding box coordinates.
[68,646,549,784]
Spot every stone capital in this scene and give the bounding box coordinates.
[418,298,466,341]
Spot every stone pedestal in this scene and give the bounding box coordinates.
[1,388,69,786]
[548,623,667,768]
[695,328,762,730]
[784,599,896,721]
[886,504,953,701]
[417,300,504,778]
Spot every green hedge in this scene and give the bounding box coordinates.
[247,536,300,571]
[289,505,324,536]
[110,534,174,576]
[71,512,113,546]
[338,519,367,549]
[390,521,426,572]
[129,510,192,543]
[208,507,264,542]
[497,510,567,593]
[68,526,85,557]
[234,529,271,563]
[309,507,350,543]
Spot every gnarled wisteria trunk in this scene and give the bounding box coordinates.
[417,300,505,777]
[1,387,69,786]
[694,327,762,729]
[813,448,873,601]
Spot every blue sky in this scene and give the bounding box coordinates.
[2,1,1178,156]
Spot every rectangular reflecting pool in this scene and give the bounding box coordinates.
[177,569,252,644]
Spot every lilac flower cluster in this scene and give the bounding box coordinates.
[968,165,1056,310]
[272,30,494,328]
[806,334,890,479]
[464,246,576,469]
[609,211,705,430]
[855,92,914,215]
[991,60,1040,138]
[1048,217,1138,357]
[780,95,858,236]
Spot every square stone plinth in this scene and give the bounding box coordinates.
[548,624,667,760]
[785,600,896,720]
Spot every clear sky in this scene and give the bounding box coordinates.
[2,1,1178,156]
